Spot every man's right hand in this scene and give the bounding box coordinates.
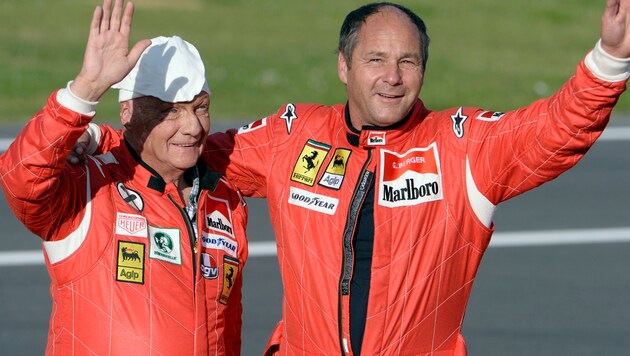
[70,0,150,102]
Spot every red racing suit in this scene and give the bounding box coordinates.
[202,55,626,355]
[0,91,248,355]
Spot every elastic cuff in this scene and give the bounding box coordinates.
[56,81,98,116]
[585,39,630,82]
[84,123,102,155]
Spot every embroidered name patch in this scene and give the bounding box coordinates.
[379,143,444,208]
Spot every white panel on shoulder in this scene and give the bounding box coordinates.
[43,166,93,264]
[466,157,496,228]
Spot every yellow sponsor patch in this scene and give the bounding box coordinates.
[116,241,145,284]
[319,148,351,190]
[291,140,331,186]
[219,256,240,305]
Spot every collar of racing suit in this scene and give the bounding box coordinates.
[343,98,430,149]
[122,137,222,193]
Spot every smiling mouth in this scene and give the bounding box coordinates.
[378,93,403,99]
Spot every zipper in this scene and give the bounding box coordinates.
[337,150,374,354]
[168,194,197,282]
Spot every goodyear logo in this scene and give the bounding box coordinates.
[220,256,240,305]
[319,148,351,190]
[291,140,331,187]
[116,241,145,284]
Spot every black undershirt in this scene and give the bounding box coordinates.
[349,180,375,356]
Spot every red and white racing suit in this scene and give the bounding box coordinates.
[201,49,627,355]
[0,90,248,355]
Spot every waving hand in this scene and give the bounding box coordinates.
[70,0,150,102]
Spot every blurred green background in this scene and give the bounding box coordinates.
[0,0,625,126]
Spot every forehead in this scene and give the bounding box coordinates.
[355,7,421,54]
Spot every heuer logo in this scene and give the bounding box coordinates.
[291,140,331,187]
[205,196,235,238]
[115,213,147,237]
[367,131,386,146]
[378,143,444,208]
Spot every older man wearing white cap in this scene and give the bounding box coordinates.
[0,0,248,355]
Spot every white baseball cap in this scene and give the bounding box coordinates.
[113,36,210,103]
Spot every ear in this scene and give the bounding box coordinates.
[338,52,349,85]
[120,100,133,127]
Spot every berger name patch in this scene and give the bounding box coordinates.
[288,187,339,215]
[291,140,331,186]
[116,241,145,284]
[379,144,443,207]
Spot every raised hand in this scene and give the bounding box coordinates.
[70,0,150,102]
[601,0,630,58]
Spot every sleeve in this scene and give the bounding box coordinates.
[466,48,627,205]
[0,89,94,240]
[204,114,279,198]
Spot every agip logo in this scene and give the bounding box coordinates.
[378,143,444,207]
[319,148,351,190]
[116,241,145,284]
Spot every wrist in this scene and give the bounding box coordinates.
[585,39,630,82]
[57,81,98,116]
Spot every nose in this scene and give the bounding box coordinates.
[180,109,209,137]
[383,61,403,85]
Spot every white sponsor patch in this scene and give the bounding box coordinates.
[476,111,505,122]
[149,226,182,265]
[115,213,147,237]
[205,196,235,238]
[201,232,238,257]
[237,117,267,134]
[367,131,386,146]
[288,187,339,215]
[379,144,444,208]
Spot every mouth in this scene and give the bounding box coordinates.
[377,93,404,99]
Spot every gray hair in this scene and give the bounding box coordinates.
[337,2,430,70]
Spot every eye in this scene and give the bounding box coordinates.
[400,59,420,69]
[196,104,209,115]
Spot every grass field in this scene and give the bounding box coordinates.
[0,0,627,126]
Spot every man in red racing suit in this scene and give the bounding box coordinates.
[89,1,630,355]
[0,1,248,354]
[201,7,629,356]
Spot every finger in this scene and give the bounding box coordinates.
[100,0,113,33]
[110,0,124,32]
[128,39,152,66]
[119,1,135,38]
[89,5,103,37]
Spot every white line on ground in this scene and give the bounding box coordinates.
[1,227,630,267]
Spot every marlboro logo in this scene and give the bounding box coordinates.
[367,131,386,146]
[378,143,443,207]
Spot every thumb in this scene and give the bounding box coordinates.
[127,39,152,68]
